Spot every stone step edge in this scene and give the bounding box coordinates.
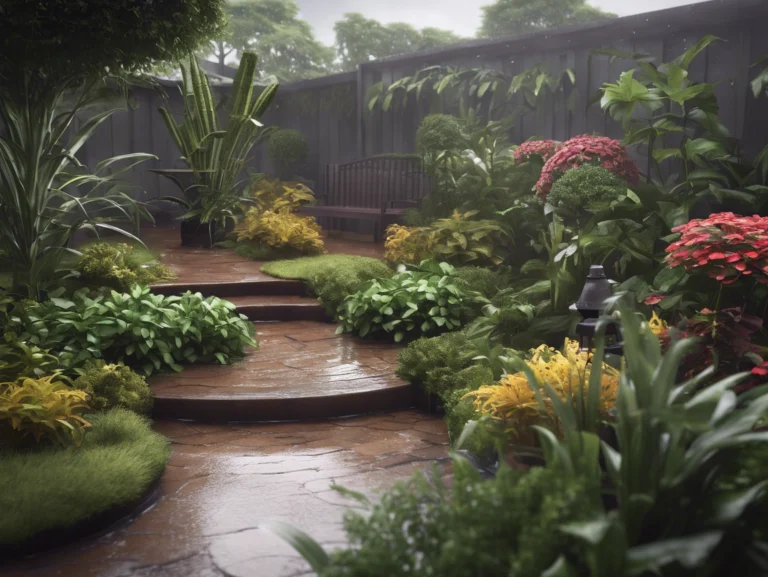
[150,278,307,298]
[152,383,415,423]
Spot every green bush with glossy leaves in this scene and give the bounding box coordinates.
[9,286,257,376]
[337,261,473,342]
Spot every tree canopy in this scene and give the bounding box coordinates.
[335,13,462,72]
[479,0,615,38]
[208,0,333,82]
[0,0,225,83]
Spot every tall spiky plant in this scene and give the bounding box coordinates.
[158,52,278,224]
[0,73,155,299]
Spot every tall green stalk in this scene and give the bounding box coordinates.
[0,72,153,299]
[158,52,278,224]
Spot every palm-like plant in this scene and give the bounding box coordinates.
[0,73,154,299]
[158,51,278,225]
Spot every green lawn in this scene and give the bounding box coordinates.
[0,409,170,546]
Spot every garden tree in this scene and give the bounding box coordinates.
[479,0,615,38]
[0,0,226,298]
[208,0,333,81]
[334,13,462,72]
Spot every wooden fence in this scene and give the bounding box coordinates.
[62,0,768,217]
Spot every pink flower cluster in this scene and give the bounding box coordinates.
[514,139,562,164]
[535,134,640,198]
[665,212,768,285]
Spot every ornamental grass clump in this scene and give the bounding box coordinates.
[665,212,768,284]
[467,339,619,444]
[535,134,639,198]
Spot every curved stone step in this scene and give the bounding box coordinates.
[150,321,413,422]
[150,278,306,298]
[227,295,328,322]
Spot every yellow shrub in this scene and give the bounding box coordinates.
[248,176,315,213]
[0,375,91,447]
[384,225,435,264]
[466,339,619,444]
[237,208,325,254]
[648,311,668,336]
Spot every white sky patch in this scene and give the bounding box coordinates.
[297,0,703,45]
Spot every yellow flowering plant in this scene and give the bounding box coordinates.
[383,225,435,264]
[467,339,619,445]
[237,209,325,255]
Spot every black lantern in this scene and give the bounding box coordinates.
[571,265,619,351]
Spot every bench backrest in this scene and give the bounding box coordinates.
[320,156,431,208]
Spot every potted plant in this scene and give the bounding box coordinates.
[157,52,278,248]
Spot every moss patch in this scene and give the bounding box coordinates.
[261,255,392,316]
[0,408,170,545]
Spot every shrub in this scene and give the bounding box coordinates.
[337,261,472,342]
[73,360,152,415]
[547,164,628,212]
[452,266,512,299]
[384,225,434,264]
[237,209,325,255]
[248,176,315,213]
[536,134,640,198]
[467,339,619,445]
[0,408,170,546]
[76,242,176,291]
[513,139,562,164]
[233,241,304,262]
[665,212,768,284]
[11,286,257,376]
[268,129,309,179]
[428,210,507,265]
[0,338,61,381]
[442,378,498,457]
[0,375,91,448]
[261,255,393,315]
[415,114,464,154]
[319,462,593,577]
[397,331,476,390]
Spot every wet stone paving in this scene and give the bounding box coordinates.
[6,412,450,577]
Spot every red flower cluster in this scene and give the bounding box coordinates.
[535,134,640,198]
[665,212,768,284]
[514,139,562,164]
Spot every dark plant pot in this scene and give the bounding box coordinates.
[180,218,233,249]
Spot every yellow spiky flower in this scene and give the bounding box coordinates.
[466,339,619,444]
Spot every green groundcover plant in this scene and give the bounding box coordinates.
[337,261,474,342]
[73,360,153,415]
[261,255,393,316]
[76,242,176,291]
[0,408,170,546]
[8,286,257,376]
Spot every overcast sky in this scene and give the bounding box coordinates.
[296,0,702,44]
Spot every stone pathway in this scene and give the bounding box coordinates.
[151,321,412,422]
[6,412,449,577]
[0,227,450,576]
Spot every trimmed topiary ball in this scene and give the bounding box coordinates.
[73,360,153,415]
[268,129,309,179]
[415,114,464,154]
[547,164,628,212]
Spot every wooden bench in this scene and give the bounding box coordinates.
[299,156,430,242]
